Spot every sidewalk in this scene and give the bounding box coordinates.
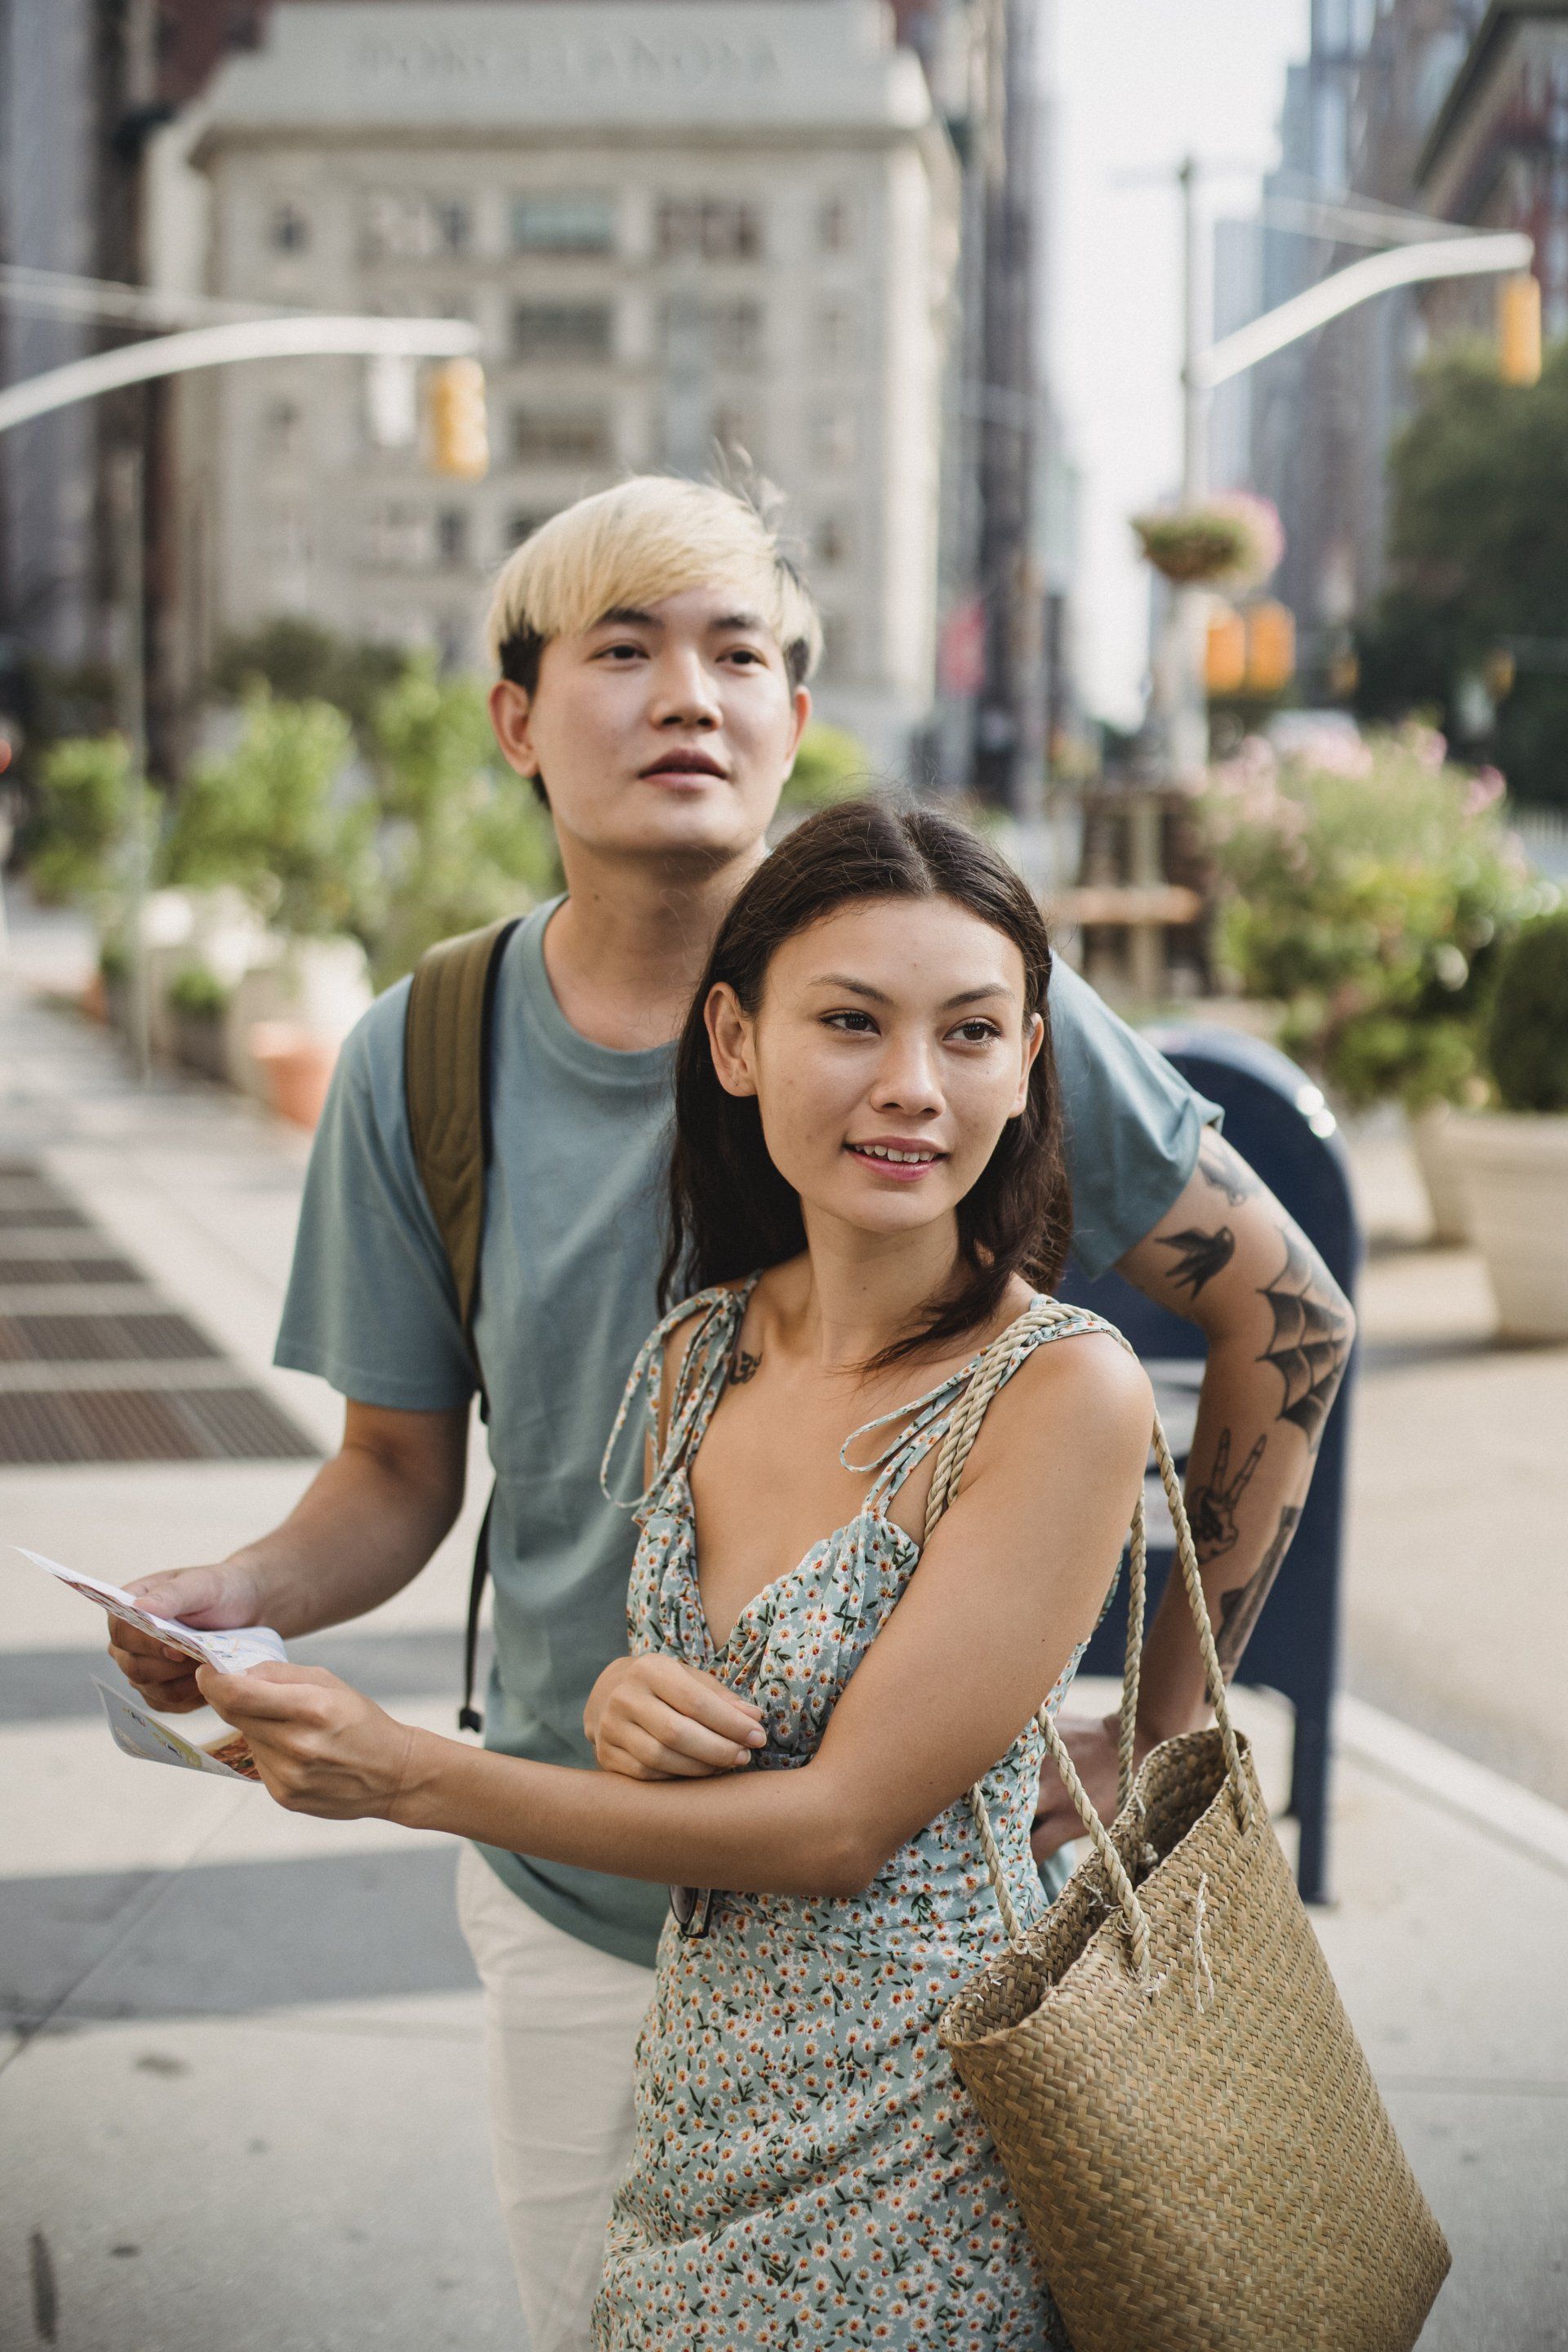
[2,894,1564,2351]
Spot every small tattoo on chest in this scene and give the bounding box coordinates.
[729,1348,762,1385]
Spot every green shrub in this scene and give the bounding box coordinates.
[23,734,134,903]
[360,660,562,987]
[780,722,874,813]
[1203,725,1538,1110]
[162,688,375,942]
[167,964,231,1022]
[1486,911,1568,1111]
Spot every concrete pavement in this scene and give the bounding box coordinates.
[2,889,1564,2350]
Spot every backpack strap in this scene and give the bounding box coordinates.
[404,914,522,1732]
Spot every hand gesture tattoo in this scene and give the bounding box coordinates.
[1186,1426,1267,1565]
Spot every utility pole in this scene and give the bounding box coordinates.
[110,442,151,1084]
[971,0,1046,814]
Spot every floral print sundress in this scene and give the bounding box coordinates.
[591,1281,1117,2351]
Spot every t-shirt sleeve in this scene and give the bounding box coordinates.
[273,980,478,1411]
[1048,960,1223,1280]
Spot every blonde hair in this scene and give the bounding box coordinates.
[484,474,822,686]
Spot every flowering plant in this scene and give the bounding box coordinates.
[1201,725,1541,1109]
[1132,494,1284,587]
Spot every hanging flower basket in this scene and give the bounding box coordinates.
[1132,494,1285,587]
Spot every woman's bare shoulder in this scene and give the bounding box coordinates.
[971,1318,1153,1479]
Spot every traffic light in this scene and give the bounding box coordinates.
[427,357,489,479]
[1205,600,1296,699]
[1246,600,1296,697]
[1498,273,1542,387]
[1205,607,1247,696]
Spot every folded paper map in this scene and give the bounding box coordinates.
[16,1546,287,1672]
[14,1546,283,1782]
[94,1677,261,1780]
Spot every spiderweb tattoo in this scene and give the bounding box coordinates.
[1257,1235,1352,1450]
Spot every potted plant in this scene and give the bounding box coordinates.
[162,687,377,1116]
[1201,728,1534,1241]
[1446,909,1568,1339]
[1132,493,1284,589]
[166,962,233,1082]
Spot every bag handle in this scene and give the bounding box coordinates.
[923,1298,1254,1980]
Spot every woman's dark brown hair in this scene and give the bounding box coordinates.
[661,796,1071,1364]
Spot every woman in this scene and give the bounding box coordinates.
[197,800,1152,2349]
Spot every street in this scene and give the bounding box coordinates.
[1,893,1564,2351]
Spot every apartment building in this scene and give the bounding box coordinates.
[151,1,960,763]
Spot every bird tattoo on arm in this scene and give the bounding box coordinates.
[1156,1223,1236,1298]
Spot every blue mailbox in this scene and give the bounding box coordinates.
[1058,1024,1361,1906]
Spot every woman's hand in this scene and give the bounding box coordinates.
[194,1662,418,1820]
[1031,1708,1158,1861]
[585,1654,766,1781]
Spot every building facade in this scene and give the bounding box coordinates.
[1417,0,1568,330]
[153,0,960,764]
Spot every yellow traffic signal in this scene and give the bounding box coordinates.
[1483,647,1517,701]
[1246,600,1296,696]
[1498,273,1542,387]
[427,357,489,479]
[1205,607,1247,696]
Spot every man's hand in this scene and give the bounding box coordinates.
[195,1662,416,1820]
[107,1563,269,1713]
[585,1653,767,1780]
[1031,1708,1156,1863]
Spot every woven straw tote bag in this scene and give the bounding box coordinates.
[929,1298,1450,2352]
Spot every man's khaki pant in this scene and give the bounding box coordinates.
[457,1843,655,2351]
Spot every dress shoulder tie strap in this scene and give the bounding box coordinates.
[600,1279,757,1515]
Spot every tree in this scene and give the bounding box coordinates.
[1356,343,1568,807]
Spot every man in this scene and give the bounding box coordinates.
[112,475,1352,2350]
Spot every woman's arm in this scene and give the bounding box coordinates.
[198,1333,1152,1899]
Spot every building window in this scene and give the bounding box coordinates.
[268,201,310,255]
[817,197,854,256]
[817,301,858,367]
[436,510,469,568]
[360,194,474,263]
[658,297,763,374]
[818,611,853,674]
[655,198,762,261]
[815,514,852,567]
[264,399,304,459]
[510,302,614,361]
[511,193,616,254]
[811,405,857,470]
[365,505,429,570]
[711,299,763,372]
[511,407,612,465]
[505,510,555,548]
[433,200,472,256]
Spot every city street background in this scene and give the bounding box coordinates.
[5,0,1568,2345]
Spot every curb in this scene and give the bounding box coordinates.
[1336,1692,1568,1880]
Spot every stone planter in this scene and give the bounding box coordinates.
[172,1010,229,1084]
[225,937,372,1105]
[1408,1102,1472,1247]
[1445,1110,1568,1340]
[247,1022,338,1130]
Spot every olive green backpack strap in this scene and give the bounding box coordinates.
[403,914,522,1731]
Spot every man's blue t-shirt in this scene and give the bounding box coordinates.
[275,900,1218,1967]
